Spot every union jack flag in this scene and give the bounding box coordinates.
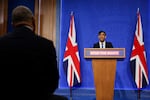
[63,13,81,87]
[130,9,149,88]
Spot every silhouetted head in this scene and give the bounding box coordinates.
[12,6,35,31]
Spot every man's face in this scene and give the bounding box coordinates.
[98,32,106,42]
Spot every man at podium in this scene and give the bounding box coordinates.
[93,31,113,48]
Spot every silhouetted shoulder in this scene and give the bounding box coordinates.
[34,35,55,48]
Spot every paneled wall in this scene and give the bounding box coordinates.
[0,0,57,46]
[35,0,56,46]
[0,0,8,36]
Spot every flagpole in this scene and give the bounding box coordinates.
[70,87,72,100]
[137,89,141,100]
[70,11,73,100]
[71,11,73,16]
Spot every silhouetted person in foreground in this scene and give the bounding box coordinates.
[0,6,67,100]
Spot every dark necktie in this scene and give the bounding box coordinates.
[102,43,103,48]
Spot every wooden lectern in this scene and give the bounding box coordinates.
[84,48,125,100]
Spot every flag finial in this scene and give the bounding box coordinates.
[137,8,140,13]
[71,11,74,15]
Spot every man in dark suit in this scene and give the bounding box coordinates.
[0,6,67,100]
[93,31,113,48]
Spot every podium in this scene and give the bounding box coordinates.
[84,48,125,100]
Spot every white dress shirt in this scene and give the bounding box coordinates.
[99,41,106,48]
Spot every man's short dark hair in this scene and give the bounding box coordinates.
[98,31,106,36]
[12,6,33,24]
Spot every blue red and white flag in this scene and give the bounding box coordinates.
[130,9,149,88]
[63,13,81,87]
